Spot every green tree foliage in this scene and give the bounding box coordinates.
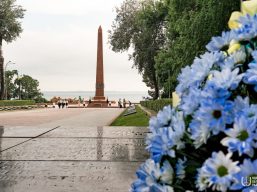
[14,75,43,100]
[109,0,167,99]
[155,0,240,93]
[4,69,17,99]
[0,0,25,99]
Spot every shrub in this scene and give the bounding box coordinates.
[140,99,172,112]
[0,100,36,107]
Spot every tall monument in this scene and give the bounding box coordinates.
[88,26,108,108]
[94,26,105,100]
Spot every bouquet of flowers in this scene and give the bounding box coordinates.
[131,1,257,192]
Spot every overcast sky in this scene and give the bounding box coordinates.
[3,0,148,92]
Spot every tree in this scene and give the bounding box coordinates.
[0,0,25,99]
[14,75,43,100]
[109,0,168,99]
[155,0,240,94]
[4,69,17,99]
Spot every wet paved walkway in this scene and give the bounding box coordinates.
[0,108,149,192]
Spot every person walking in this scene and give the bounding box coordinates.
[57,100,61,109]
[118,99,122,108]
[61,100,65,108]
[123,98,126,108]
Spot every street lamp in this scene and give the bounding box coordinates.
[4,61,15,99]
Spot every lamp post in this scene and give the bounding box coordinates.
[16,73,23,100]
[4,61,15,100]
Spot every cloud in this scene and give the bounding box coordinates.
[17,0,121,16]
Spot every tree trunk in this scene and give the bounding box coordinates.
[152,72,159,100]
[0,38,4,100]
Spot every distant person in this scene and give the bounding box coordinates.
[106,98,109,104]
[61,100,65,108]
[118,99,122,108]
[57,100,61,109]
[65,100,68,108]
[83,100,86,107]
[129,101,132,107]
[123,98,126,108]
[89,98,92,104]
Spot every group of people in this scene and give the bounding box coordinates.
[118,98,131,108]
[57,100,69,109]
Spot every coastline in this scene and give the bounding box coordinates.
[42,91,148,103]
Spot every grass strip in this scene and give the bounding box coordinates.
[111,105,149,126]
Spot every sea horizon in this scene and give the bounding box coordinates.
[42,91,149,103]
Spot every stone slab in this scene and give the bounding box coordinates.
[0,126,55,138]
[0,138,29,151]
[0,138,148,161]
[41,126,149,138]
[0,161,141,192]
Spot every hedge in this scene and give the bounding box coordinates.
[0,100,36,107]
[140,99,172,112]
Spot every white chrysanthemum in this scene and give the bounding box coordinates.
[189,120,211,148]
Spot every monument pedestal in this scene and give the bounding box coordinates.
[87,100,108,108]
[93,96,105,100]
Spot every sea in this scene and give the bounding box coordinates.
[42,91,149,103]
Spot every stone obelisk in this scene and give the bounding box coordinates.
[94,26,105,100]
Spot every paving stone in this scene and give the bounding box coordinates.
[0,138,148,161]
[0,161,141,192]
[41,126,149,138]
[0,138,29,151]
[0,122,149,191]
[0,126,55,138]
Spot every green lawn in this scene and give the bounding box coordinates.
[111,105,149,126]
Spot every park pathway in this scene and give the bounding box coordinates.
[0,108,149,192]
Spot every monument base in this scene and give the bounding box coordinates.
[87,100,108,108]
[93,96,106,100]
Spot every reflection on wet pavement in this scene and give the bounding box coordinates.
[0,126,148,192]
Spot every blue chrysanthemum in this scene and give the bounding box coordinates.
[193,98,234,135]
[221,116,257,157]
[230,159,257,192]
[244,62,257,91]
[201,83,231,100]
[208,68,244,91]
[176,157,187,179]
[189,120,211,148]
[149,105,173,132]
[234,14,257,41]
[234,96,257,127]
[206,31,236,52]
[147,106,185,162]
[131,159,174,192]
[176,52,224,96]
[146,127,175,162]
[179,87,201,115]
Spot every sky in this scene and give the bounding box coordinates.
[3,0,148,92]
